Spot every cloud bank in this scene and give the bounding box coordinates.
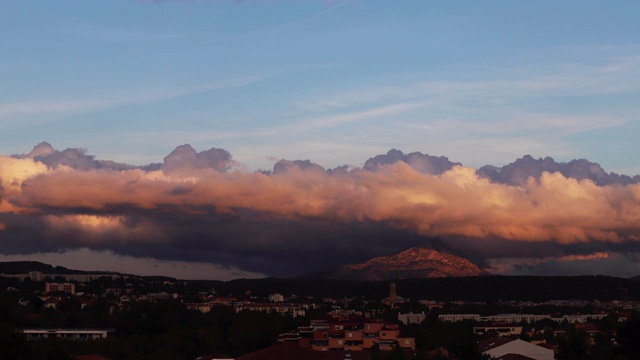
[1,143,640,278]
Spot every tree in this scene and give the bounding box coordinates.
[618,316,640,358]
[556,330,589,360]
[370,342,382,360]
[0,322,30,359]
[386,340,405,360]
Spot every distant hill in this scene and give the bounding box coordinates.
[323,247,486,281]
[0,261,111,275]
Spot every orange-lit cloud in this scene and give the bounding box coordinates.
[557,252,610,262]
[10,160,638,243]
[1,145,640,276]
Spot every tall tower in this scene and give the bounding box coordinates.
[389,282,398,302]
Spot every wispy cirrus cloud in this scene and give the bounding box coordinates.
[0,74,270,121]
[296,54,640,114]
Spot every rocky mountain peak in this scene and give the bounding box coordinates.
[326,246,485,281]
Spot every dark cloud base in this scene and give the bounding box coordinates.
[1,143,640,277]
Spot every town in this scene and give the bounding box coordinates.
[1,265,640,359]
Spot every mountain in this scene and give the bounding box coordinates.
[0,261,89,275]
[325,247,486,281]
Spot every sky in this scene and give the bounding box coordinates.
[1,0,640,279]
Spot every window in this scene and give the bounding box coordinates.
[348,333,353,338]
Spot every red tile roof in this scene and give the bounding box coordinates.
[236,342,415,360]
[496,354,536,360]
[75,355,112,360]
[478,338,515,352]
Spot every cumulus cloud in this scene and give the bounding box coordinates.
[1,144,640,277]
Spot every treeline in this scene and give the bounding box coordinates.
[204,275,640,301]
[0,299,302,360]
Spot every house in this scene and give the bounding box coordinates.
[479,338,554,360]
[44,297,60,309]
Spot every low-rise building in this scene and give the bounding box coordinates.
[269,293,284,302]
[19,328,114,341]
[185,302,212,314]
[281,316,415,352]
[234,302,306,318]
[438,314,481,322]
[439,313,608,324]
[398,312,426,325]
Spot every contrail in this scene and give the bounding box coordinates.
[276,0,355,32]
[312,0,355,18]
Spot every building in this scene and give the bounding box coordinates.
[234,302,306,318]
[439,313,608,324]
[383,283,405,305]
[238,342,417,359]
[479,338,554,360]
[269,293,284,302]
[473,325,523,337]
[74,355,112,360]
[45,282,76,294]
[559,314,607,323]
[481,314,550,323]
[185,302,212,314]
[19,328,113,341]
[280,317,415,352]
[398,312,426,325]
[438,314,481,322]
[194,354,233,360]
[43,298,60,309]
[211,296,237,306]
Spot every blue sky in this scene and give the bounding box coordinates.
[2,0,639,174]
